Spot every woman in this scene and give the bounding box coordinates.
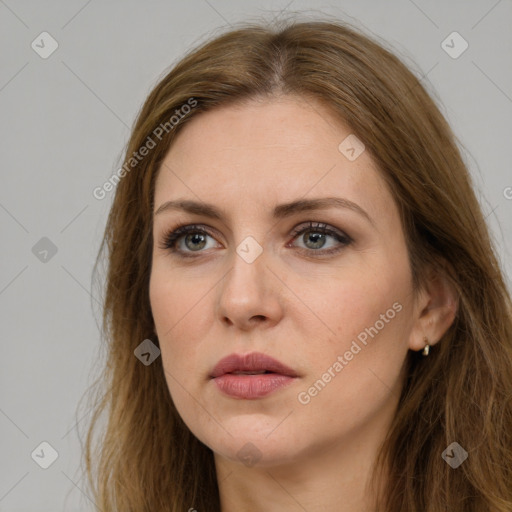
[82,17,512,511]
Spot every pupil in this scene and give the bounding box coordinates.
[305,231,325,249]
[186,233,206,251]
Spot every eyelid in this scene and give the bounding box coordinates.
[287,221,352,254]
[157,223,220,252]
[289,221,350,240]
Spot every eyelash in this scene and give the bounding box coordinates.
[158,222,353,258]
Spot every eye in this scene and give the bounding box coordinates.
[288,222,352,255]
[158,224,219,256]
[158,221,352,257]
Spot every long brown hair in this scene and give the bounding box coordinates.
[80,16,512,511]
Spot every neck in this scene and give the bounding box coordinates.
[214,412,391,512]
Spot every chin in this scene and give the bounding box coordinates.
[214,439,301,469]
[193,422,304,468]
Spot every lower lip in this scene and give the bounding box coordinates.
[212,373,296,399]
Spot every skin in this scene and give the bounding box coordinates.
[149,95,457,512]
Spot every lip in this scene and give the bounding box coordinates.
[210,352,298,378]
[210,352,298,399]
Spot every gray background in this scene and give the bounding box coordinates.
[1,0,511,510]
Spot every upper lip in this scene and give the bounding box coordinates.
[210,352,298,378]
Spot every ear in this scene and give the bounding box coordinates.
[408,265,459,352]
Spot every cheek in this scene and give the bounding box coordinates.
[149,267,212,391]
[300,261,411,397]
[149,261,208,339]
[295,274,410,425]
[316,264,406,338]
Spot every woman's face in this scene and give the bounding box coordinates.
[150,95,419,468]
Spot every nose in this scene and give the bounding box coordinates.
[215,243,284,330]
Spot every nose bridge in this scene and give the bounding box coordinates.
[223,237,268,303]
[216,235,281,326]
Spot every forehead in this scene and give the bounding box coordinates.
[153,96,393,225]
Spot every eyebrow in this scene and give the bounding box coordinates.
[154,197,374,226]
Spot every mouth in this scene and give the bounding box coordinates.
[210,352,298,378]
[229,370,272,375]
[210,352,298,399]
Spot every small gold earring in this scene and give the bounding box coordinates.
[422,337,430,356]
